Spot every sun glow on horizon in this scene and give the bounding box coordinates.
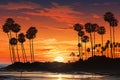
[54,56,64,62]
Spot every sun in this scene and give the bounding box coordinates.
[54,56,64,62]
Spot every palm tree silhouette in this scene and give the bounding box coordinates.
[78,30,84,57]
[110,18,118,57]
[87,48,90,58]
[81,35,89,59]
[92,24,99,55]
[12,23,21,62]
[85,23,94,57]
[9,38,18,63]
[26,27,38,62]
[73,23,83,59]
[70,52,75,62]
[18,33,27,63]
[97,26,106,56]
[2,18,15,63]
[104,12,114,58]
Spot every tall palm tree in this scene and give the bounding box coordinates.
[92,24,99,55]
[81,35,89,59]
[18,33,27,63]
[73,23,83,59]
[97,26,106,56]
[104,12,114,58]
[110,18,118,57]
[26,27,38,62]
[2,18,15,63]
[9,38,18,63]
[12,23,21,62]
[85,23,94,57]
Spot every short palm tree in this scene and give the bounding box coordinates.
[85,23,94,57]
[97,26,106,56]
[87,48,90,58]
[81,35,89,59]
[18,33,27,63]
[9,38,18,63]
[73,23,83,59]
[12,23,21,62]
[70,52,75,62]
[26,27,38,62]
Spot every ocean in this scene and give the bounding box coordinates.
[0,64,120,80]
[0,71,120,80]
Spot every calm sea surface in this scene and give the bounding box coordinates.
[0,71,120,80]
[0,64,120,80]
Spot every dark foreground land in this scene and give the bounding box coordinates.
[0,56,120,75]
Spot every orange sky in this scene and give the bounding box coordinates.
[0,0,120,64]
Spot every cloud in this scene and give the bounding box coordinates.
[92,2,120,6]
[17,16,31,21]
[23,2,83,24]
[92,14,100,19]
[0,1,40,10]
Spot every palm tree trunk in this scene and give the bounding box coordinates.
[29,40,32,62]
[101,35,104,56]
[85,43,87,59]
[78,36,81,59]
[16,33,20,62]
[90,33,93,57]
[21,43,25,63]
[110,26,113,58]
[7,33,13,63]
[31,39,34,62]
[81,40,83,59]
[94,32,95,56]
[113,27,115,58]
[22,43,27,62]
[12,46,16,63]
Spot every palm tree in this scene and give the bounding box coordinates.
[70,52,75,62]
[12,23,21,62]
[9,38,18,63]
[18,33,27,63]
[87,48,90,58]
[97,26,106,56]
[92,24,99,55]
[73,23,83,59]
[104,12,114,58]
[85,23,94,57]
[78,31,84,57]
[110,18,118,57]
[81,35,89,59]
[26,27,38,62]
[2,18,15,63]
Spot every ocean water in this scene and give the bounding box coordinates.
[0,71,120,80]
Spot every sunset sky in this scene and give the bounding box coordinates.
[0,0,120,64]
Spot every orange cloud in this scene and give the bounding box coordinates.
[23,2,83,24]
[17,16,31,21]
[93,14,100,19]
[0,1,40,10]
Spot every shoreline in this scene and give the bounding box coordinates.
[0,56,120,76]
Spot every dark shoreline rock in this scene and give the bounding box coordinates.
[0,56,120,75]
